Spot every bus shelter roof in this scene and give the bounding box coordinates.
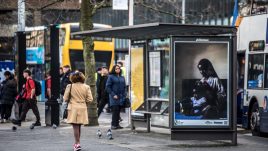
[71,22,236,40]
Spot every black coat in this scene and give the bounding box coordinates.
[0,77,17,105]
[97,75,109,102]
[60,70,71,95]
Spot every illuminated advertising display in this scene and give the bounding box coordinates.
[26,30,45,64]
[173,38,230,127]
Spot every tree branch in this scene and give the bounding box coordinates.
[135,1,182,20]
[92,0,111,15]
[38,0,65,10]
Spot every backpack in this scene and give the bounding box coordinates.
[28,79,42,96]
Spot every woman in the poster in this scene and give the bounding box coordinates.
[196,58,227,119]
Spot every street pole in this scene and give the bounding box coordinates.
[182,0,185,24]
[129,0,134,26]
[17,0,26,95]
[128,0,133,127]
[18,0,25,31]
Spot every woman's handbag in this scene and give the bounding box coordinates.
[63,84,72,119]
[123,98,131,108]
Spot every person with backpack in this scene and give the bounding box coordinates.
[12,69,41,126]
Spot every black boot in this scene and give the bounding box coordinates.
[32,121,41,126]
[12,120,21,126]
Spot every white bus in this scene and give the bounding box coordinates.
[236,0,268,136]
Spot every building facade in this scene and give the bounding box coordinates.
[0,0,234,62]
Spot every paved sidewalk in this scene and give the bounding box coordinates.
[1,103,268,151]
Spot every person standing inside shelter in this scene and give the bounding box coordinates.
[12,69,41,126]
[106,65,126,130]
[0,71,17,123]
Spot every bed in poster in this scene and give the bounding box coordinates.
[174,40,229,127]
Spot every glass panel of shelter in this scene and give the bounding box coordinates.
[146,38,170,113]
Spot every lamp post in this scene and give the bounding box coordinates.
[18,0,25,31]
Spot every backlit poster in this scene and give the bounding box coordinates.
[173,39,229,127]
[130,46,144,111]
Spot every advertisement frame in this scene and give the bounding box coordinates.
[170,36,235,130]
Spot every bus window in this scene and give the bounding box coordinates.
[239,0,251,16]
[251,0,268,15]
[69,50,112,73]
[70,25,112,42]
[239,0,268,16]
[247,54,264,89]
[71,34,112,42]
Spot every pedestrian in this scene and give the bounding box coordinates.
[117,61,127,116]
[61,65,72,95]
[12,69,41,126]
[97,66,110,117]
[60,65,72,121]
[95,67,102,105]
[106,65,126,130]
[58,67,64,118]
[63,72,93,151]
[117,61,126,77]
[0,71,17,123]
[45,71,52,100]
[59,67,64,79]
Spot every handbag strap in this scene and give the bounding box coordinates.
[67,84,72,103]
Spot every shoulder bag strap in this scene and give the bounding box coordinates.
[67,84,72,103]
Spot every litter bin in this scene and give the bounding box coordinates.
[45,100,59,126]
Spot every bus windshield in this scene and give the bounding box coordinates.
[69,50,112,73]
[70,25,112,41]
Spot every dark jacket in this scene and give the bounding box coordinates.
[60,70,71,95]
[97,75,109,103]
[0,76,17,105]
[106,74,126,106]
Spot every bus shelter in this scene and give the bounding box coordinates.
[73,23,237,145]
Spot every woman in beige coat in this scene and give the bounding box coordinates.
[63,72,93,151]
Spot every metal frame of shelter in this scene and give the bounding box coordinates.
[16,25,60,126]
[73,22,237,145]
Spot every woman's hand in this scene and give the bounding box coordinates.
[113,95,118,99]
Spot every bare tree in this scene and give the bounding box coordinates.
[135,0,183,23]
[80,0,110,126]
[134,0,217,24]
